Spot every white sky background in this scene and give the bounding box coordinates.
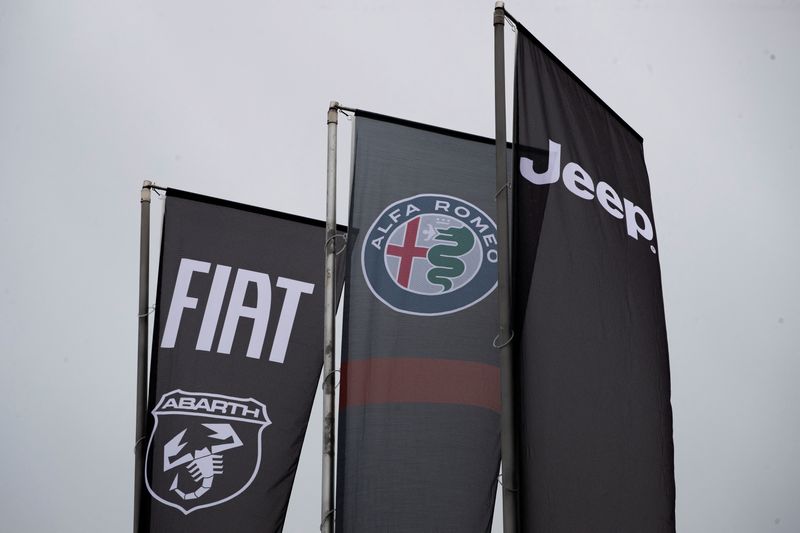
[1,0,798,531]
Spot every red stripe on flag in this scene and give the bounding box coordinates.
[341,357,501,414]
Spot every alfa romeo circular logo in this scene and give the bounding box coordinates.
[362,194,498,315]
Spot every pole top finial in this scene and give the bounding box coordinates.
[327,102,339,125]
[495,1,505,10]
[141,181,152,202]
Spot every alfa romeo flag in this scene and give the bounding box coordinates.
[512,25,675,531]
[139,189,339,532]
[336,111,502,532]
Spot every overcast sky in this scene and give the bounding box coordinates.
[1,1,798,531]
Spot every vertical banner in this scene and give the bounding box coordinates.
[337,112,502,532]
[140,190,337,532]
[512,25,676,531]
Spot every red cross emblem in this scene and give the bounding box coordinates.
[385,217,428,288]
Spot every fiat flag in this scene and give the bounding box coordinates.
[139,189,341,532]
[336,111,503,532]
[512,24,676,531]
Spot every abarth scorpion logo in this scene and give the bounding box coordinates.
[163,423,242,501]
[362,194,498,315]
[145,390,271,514]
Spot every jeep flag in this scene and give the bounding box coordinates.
[139,189,341,532]
[336,112,502,532]
[512,25,676,531]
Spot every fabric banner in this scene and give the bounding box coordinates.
[336,112,503,532]
[512,26,676,531]
[139,189,339,532]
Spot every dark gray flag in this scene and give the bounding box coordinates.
[139,189,339,532]
[337,112,502,532]
[512,24,676,531]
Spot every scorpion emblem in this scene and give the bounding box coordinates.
[163,423,244,501]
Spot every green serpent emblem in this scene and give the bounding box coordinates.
[426,226,475,292]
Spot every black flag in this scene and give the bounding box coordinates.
[337,112,503,532]
[139,189,339,532]
[512,25,676,531]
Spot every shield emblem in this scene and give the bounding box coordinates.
[144,390,271,514]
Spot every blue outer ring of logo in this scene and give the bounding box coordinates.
[361,194,498,316]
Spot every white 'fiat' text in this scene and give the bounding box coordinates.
[161,259,315,363]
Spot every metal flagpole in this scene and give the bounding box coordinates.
[494,3,519,532]
[134,180,153,533]
[322,102,339,533]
